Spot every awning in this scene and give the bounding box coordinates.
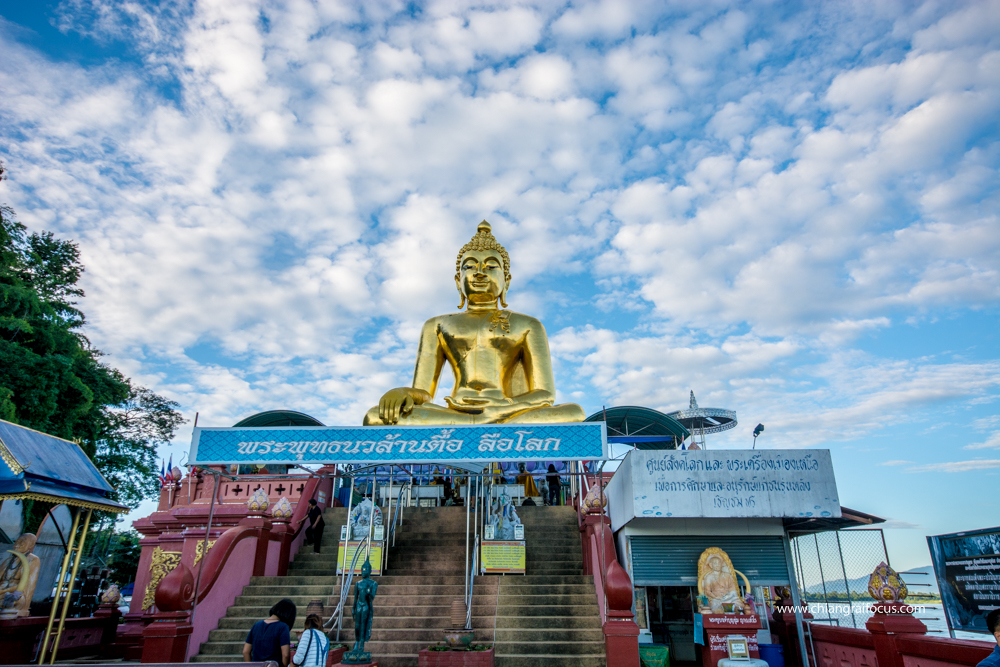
[585,406,689,448]
[783,506,885,536]
[0,419,128,513]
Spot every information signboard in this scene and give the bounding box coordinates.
[928,526,1000,634]
[189,423,606,465]
[481,541,525,574]
[336,542,383,575]
[606,449,841,530]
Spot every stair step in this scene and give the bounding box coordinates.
[494,657,606,667]
[495,641,605,656]
[196,505,603,667]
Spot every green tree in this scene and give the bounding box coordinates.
[0,160,184,513]
[105,529,142,586]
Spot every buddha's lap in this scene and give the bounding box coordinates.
[363,401,584,425]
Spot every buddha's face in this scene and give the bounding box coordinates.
[708,556,723,572]
[458,249,507,305]
[13,534,36,555]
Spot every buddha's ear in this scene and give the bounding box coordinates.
[500,274,510,308]
[455,273,466,310]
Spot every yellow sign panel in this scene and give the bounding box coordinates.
[336,542,383,575]
[481,541,525,574]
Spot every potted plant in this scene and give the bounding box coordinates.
[325,642,349,666]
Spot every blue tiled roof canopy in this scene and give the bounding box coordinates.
[0,419,126,513]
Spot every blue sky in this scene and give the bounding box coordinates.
[0,0,998,571]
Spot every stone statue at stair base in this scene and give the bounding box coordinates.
[341,556,378,665]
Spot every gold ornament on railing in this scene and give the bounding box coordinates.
[246,487,269,513]
[193,539,217,566]
[868,562,908,602]
[101,583,122,605]
[583,483,608,514]
[142,547,181,610]
[271,497,293,519]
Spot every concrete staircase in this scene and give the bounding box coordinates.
[193,504,605,667]
[192,506,348,662]
[492,505,605,667]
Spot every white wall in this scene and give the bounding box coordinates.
[607,449,840,531]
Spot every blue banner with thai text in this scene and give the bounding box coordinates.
[189,423,607,465]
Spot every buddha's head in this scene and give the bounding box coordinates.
[361,556,372,579]
[708,555,723,573]
[13,533,36,555]
[455,220,511,309]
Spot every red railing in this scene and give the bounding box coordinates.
[774,611,993,667]
[576,465,641,667]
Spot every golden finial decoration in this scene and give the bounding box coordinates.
[271,497,293,519]
[101,583,122,605]
[868,562,908,602]
[246,487,269,513]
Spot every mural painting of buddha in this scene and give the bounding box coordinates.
[364,221,585,426]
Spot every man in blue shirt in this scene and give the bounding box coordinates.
[979,609,1000,667]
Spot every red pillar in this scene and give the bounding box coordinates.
[604,556,641,667]
[93,602,123,658]
[240,515,273,576]
[273,518,293,576]
[141,612,193,663]
[865,602,928,667]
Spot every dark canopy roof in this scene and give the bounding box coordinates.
[784,506,886,536]
[233,410,324,427]
[0,419,127,513]
[585,406,690,448]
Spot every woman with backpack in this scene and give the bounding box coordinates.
[292,614,330,667]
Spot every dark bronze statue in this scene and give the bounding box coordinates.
[342,556,378,664]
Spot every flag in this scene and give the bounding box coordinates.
[158,460,166,486]
[166,454,174,482]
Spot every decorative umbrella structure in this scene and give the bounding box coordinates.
[666,391,737,450]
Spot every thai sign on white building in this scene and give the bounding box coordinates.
[606,449,841,531]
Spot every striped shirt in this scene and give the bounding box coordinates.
[292,629,329,667]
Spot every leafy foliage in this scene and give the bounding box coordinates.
[105,529,142,586]
[1,161,184,510]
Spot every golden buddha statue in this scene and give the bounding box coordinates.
[364,221,585,426]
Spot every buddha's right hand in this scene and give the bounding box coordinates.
[378,387,428,424]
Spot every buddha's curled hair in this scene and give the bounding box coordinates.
[455,220,511,285]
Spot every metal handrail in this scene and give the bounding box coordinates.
[387,482,410,545]
[329,532,372,640]
[328,480,410,642]
[466,534,479,629]
[382,481,410,573]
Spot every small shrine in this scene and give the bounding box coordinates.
[0,419,127,663]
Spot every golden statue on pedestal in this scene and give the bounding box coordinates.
[364,221,585,426]
[0,533,42,616]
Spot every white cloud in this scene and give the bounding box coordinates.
[0,1,996,466]
[907,460,1000,473]
[964,432,1000,450]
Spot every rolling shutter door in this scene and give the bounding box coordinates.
[629,535,790,587]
